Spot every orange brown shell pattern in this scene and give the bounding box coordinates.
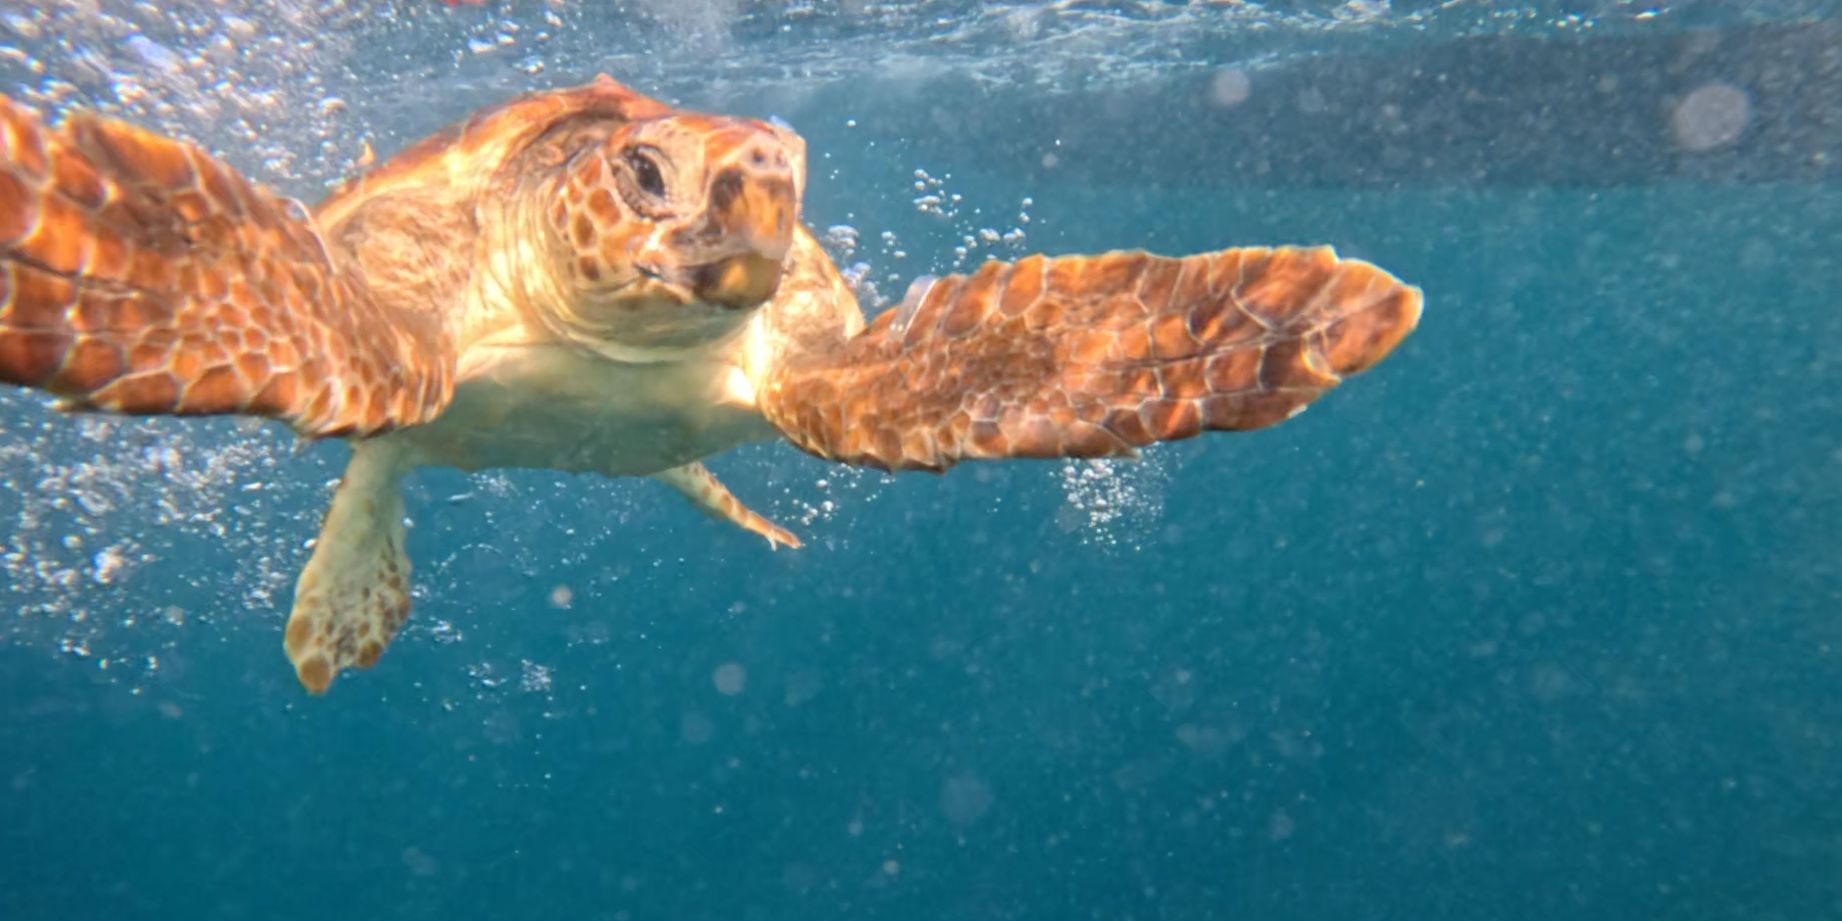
[0,95,452,436]
[762,246,1421,471]
[314,73,668,231]
[0,77,667,437]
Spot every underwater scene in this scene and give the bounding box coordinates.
[2,2,1840,919]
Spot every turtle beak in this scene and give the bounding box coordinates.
[692,252,783,309]
[630,244,780,310]
[681,153,798,310]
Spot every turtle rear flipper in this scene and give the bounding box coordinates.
[761,246,1421,472]
[0,96,454,436]
[654,462,801,549]
[285,442,412,694]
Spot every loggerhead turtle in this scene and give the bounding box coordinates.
[0,76,1422,693]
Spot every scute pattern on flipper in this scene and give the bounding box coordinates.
[0,94,453,436]
[286,530,411,694]
[762,246,1421,471]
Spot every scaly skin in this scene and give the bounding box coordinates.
[0,92,454,435]
[0,76,1422,694]
[0,76,805,434]
[758,246,1421,471]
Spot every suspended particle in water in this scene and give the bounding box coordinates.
[1671,81,1751,151]
[1269,809,1296,841]
[1209,68,1252,107]
[681,711,715,745]
[401,846,440,878]
[713,661,747,695]
[940,773,994,826]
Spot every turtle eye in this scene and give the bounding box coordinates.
[627,149,667,197]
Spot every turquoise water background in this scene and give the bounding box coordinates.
[3,3,1841,919]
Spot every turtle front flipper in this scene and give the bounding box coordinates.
[286,441,412,694]
[760,246,1421,472]
[0,96,454,436]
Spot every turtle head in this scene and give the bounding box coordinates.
[543,112,804,356]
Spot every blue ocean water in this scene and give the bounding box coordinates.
[3,3,1841,919]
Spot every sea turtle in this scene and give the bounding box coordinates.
[0,76,1422,693]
